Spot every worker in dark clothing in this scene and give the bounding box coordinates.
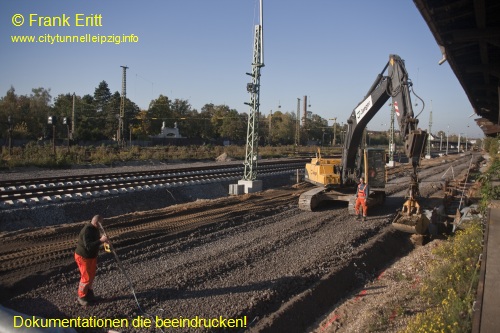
[355,177,369,221]
[74,215,108,306]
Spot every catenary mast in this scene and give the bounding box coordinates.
[242,0,264,183]
[118,65,128,146]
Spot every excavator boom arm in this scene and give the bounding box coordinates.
[342,54,427,181]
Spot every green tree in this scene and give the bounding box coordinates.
[184,111,212,140]
[484,136,499,158]
[74,94,107,141]
[93,81,111,112]
[89,81,111,139]
[12,121,30,139]
[0,87,20,139]
[0,88,28,140]
[168,99,201,138]
[148,95,171,135]
[29,87,52,140]
[207,104,245,141]
[219,109,246,142]
[198,104,217,140]
[268,111,295,145]
[122,96,140,142]
[53,93,74,119]
[52,93,77,141]
[105,91,121,139]
[134,110,150,140]
[302,114,328,144]
[170,98,192,118]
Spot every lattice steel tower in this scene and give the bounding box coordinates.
[118,65,128,146]
[242,0,264,181]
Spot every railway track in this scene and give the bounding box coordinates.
[0,154,477,290]
[0,152,483,332]
[385,153,465,179]
[0,159,308,208]
[0,187,301,291]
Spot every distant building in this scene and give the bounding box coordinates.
[151,121,183,139]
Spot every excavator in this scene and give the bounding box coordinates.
[299,54,430,234]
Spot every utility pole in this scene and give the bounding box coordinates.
[118,65,128,147]
[426,103,432,158]
[72,93,75,139]
[329,118,337,146]
[238,0,264,194]
[295,98,301,147]
[268,109,272,144]
[7,116,12,155]
[48,116,57,157]
[340,122,344,145]
[446,125,449,155]
[302,95,307,127]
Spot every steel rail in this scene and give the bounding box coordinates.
[0,160,307,205]
[0,159,308,188]
[0,191,296,284]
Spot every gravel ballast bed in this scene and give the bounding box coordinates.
[0,154,483,333]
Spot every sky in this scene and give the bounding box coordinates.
[1,0,483,138]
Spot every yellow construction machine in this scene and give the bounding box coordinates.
[298,54,430,234]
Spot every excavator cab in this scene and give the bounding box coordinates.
[365,148,386,190]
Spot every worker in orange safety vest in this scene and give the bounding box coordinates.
[355,177,369,221]
[74,215,108,306]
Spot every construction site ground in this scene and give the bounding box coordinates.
[0,152,484,333]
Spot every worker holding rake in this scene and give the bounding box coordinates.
[74,215,109,306]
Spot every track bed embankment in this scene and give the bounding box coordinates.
[0,153,481,333]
